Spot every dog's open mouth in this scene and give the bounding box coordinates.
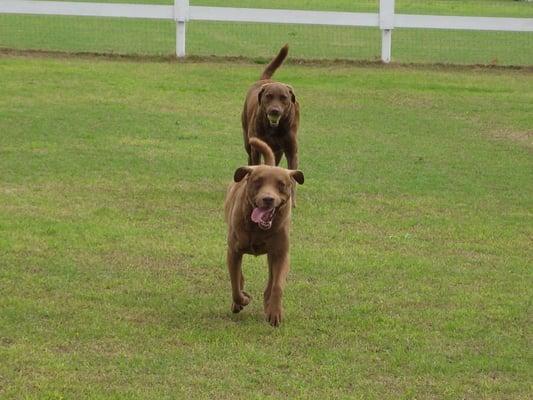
[251,207,276,230]
[267,114,281,127]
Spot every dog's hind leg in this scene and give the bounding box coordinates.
[274,151,283,166]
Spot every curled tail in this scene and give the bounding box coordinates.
[260,44,289,80]
[249,138,275,166]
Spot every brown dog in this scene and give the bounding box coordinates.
[224,137,304,326]
[241,44,299,180]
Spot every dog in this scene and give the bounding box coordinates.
[241,44,300,205]
[224,137,304,326]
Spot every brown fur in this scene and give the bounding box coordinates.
[224,138,304,327]
[241,44,300,207]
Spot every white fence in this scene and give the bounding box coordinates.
[1,0,532,62]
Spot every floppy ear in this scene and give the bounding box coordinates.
[234,166,253,182]
[290,170,304,185]
[286,85,296,103]
[258,85,268,104]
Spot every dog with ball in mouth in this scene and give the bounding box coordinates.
[224,138,304,326]
[241,44,300,206]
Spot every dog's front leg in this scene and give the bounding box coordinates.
[227,248,250,313]
[263,262,273,309]
[286,147,298,171]
[286,143,299,208]
[250,148,261,165]
[265,250,289,327]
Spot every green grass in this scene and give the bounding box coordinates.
[1,0,532,65]
[1,54,532,398]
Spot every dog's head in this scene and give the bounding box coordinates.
[257,83,296,128]
[234,165,304,230]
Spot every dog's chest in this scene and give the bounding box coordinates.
[238,231,271,255]
[258,119,289,138]
[264,125,288,139]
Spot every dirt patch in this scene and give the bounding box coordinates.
[1,47,532,73]
[490,129,533,150]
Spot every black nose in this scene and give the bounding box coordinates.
[269,108,281,116]
[262,196,274,206]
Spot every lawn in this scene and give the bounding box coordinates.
[1,0,532,65]
[0,54,532,398]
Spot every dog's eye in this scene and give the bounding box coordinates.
[277,180,287,192]
[265,94,273,100]
[280,95,288,101]
[253,178,263,188]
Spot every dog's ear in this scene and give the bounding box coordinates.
[234,166,253,182]
[290,170,304,185]
[258,84,268,104]
[286,85,296,103]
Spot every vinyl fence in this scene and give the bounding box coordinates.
[1,0,532,64]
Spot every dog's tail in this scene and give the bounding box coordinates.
[260,44,289,80]
[249,138,275,166]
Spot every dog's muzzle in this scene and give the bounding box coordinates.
[267,113,281,127]
[251,207,276,230]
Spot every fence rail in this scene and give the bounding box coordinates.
[0,0,174,19]
[1,0,532,62]
[189,7,379,27]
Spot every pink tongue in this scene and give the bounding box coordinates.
[251,207,273,223]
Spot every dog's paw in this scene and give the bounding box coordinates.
[265,306,283,327]
[231,291,251,314]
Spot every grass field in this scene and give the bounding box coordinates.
[1,0,532,65]
[1,53,532,398]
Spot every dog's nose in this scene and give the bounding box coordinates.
[269,108,281,116]
[262,196,275,207]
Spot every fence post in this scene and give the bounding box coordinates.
[174,0,189,57]
[379,0,395,63]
